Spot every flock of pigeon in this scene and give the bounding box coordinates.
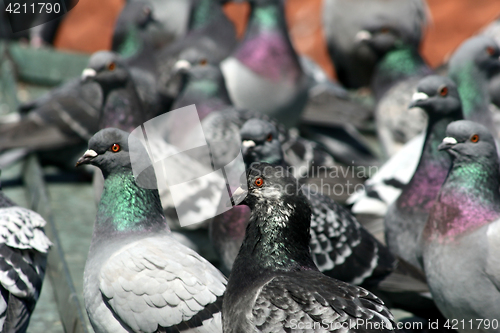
[2,0,500,332]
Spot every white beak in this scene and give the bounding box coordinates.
[411,92,429,103]
[81,68,96,79]
[355,30,372,42]
[242,140,256,148]
[442,137,457,145]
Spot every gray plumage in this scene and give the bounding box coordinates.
[322,0,427,88]
[78,128,226,333]
[223,163,395,332]
[421,120,500,331]
[0,185,52,333]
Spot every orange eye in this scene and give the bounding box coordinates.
[108,62,116,71]
[470,134,479,143]
[254,177,264,187]
[266,134,273,142]
[111,143,121,152]
[380,27,390,33]
[199,58,208,66]
[487,46,496,56]
[439,86,448,97]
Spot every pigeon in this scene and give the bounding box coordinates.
[322,0,427,88]
[156,0,238,102]
[383,76,463,270]
[348,36,500,219]
[356,22,432,157]
[76,128,226,333]
[448,35,500,138]
[222,163,395,332]
[220,0,309,129]
[112,0,175,73]
[421,120,500,328]
[0,179,52,332]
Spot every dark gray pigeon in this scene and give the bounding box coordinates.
[448,35,500,138]
[156,0,238,103]
[0,180,52,333]
[76,128,226,332]
[223,163,395,332]
[357,22,432,157]
[384,75,463,271]
[220,0,309,129]
[322,0,427,88]
[421,120,500,325]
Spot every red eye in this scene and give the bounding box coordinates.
[254,177,264,187]
[487,46,496,56]
[380,27,390,33]
[108,62,116,71]
[199,58,208,66]
[111,143,121,152]
[439,86,448,97]
[470,134,479,143]
[266,134,273,142]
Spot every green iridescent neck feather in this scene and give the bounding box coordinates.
[97,170,166,233]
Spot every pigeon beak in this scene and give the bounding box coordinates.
[408,92,429,109]
[226,186,248,207]
[76,149,98,167]
[355,30,372,42]
[242,140,256,148]
[438,137,458,151]
[173,59,191,73]
[81,68,96,81]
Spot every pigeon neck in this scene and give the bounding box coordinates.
[397,112,461,212]
[115,25,142,59]
[450,62,492,123]
[99,77,146,132]
[425,158,500,242]
[231,196,317,283]
[234,2,302,83]
[373,46,428,99]
[187,0,224,31]
[96,169,167,235]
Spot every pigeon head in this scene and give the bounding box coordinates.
[239,163,309,214]
[438,120,497,164]
[112,1,156,51]
[355,20,418,57]
[449,36,500,79]
[240,119,283,166]
[81,51,129,89]
[76,128,153,184]
[409,75,462,117]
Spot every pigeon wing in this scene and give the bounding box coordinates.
[252,271,395,333]
[99,236,226,332]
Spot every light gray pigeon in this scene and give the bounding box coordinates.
[0,181,52,333]
[421,120,500,329]
[220,0,309,129]
[77,128,226,333]
[384,76,463,270]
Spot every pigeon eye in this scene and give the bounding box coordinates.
[439,86,448,97]
[199,58,208,66]
[470,134,480,143]
[266,134,273,142]
[254,177,264,187]
[487,46,496,56]
[111,143,121,152]
[380,27,390,33]
[108,62,116,71]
